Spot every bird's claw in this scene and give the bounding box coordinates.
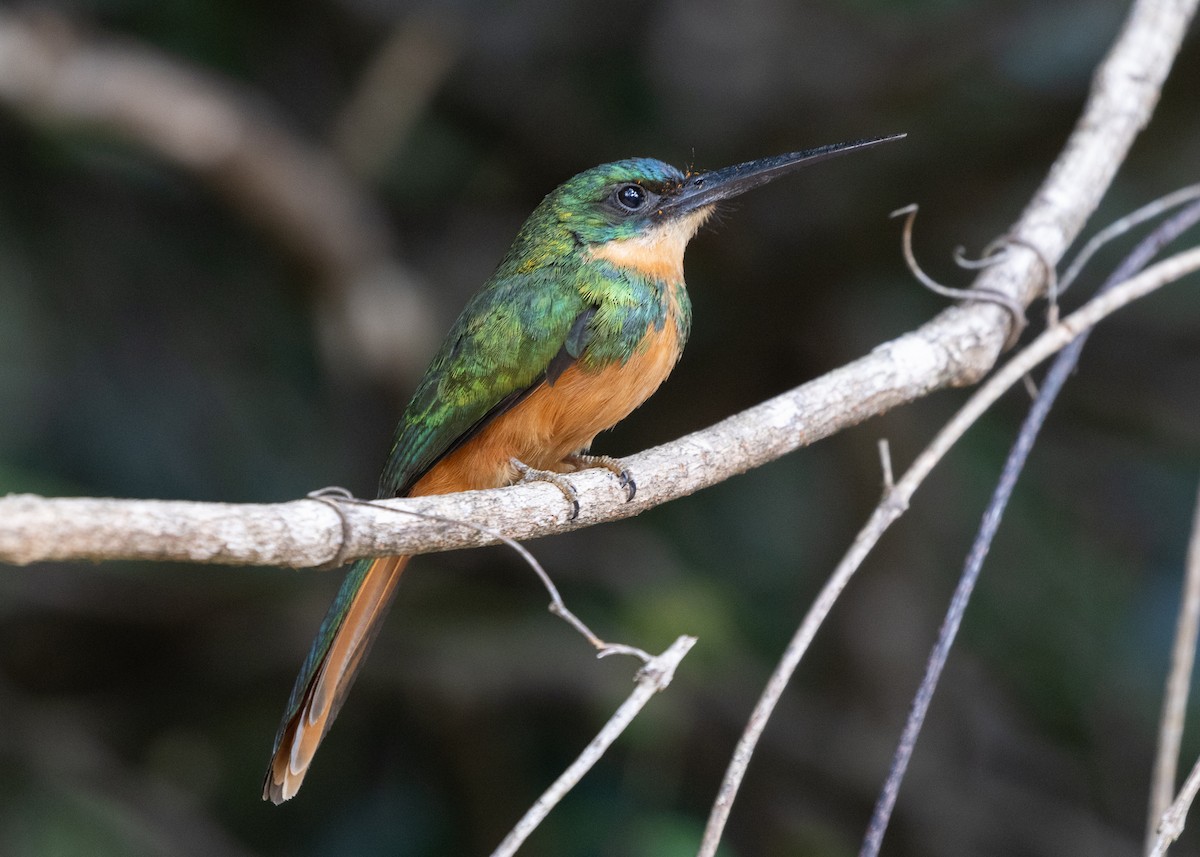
[511,455,636,519]
[565,453,636,501]
[511,457,581,519]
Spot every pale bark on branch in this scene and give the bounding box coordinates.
[1,0,1195,574]
[0,306,1003,568]
[701,0,1199,850]
[1146,480,1200,856]
[488,635,697,857]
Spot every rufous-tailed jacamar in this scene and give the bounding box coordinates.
[264,133,903,802]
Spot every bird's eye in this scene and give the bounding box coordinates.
[614,184,647,211]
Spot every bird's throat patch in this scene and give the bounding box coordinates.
[587,207,712,282]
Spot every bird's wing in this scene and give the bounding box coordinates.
[380,273,595,497]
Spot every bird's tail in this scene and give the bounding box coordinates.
[263,554,410,803]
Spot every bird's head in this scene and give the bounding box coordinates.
[501,133,905,282]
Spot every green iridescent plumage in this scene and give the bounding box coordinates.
[380,158,693,497]
[268,158,696,778]
[266,135,904,802]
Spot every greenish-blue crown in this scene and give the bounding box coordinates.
[498,158,687,271]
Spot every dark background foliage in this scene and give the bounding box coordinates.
[1,1,1198,855]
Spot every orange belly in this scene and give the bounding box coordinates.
[409,319,682,497]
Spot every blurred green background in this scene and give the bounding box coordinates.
[1,1,1199,855]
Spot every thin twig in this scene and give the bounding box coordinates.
[332,15,459,178]
[956,234,1060,323]
[999,234,1061,324]
[308,488,653,663]
[1151,754,1200,857]
[490,635,697,857]
[952,243,1009,269]
[698,0,1200,841]
[1151,760,1200,857]
[862,196,1200,857]
[1060,183,1200,296]
[890,204,1028,339]
[877,439,895,493]
[696,245,1200,857]
[1147,480,1200,855]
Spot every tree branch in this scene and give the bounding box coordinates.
[3,244,1197,570]
[696,244,1200,857]
[0,9,440,384]
[0,303,1023,568]
[3,0,1191,573]
[866,195,1200,857]
[1147,480,1200,855]
[697,0,1198,848]
[1150,751,1200,857]
[488,635,697,857]
[978,0,1200,313]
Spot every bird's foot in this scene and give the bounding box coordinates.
[564,453,636,502]
[511,457,580,520]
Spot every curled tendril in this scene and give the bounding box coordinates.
[890,204,1028,349]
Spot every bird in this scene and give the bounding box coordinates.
[263,132,904,803]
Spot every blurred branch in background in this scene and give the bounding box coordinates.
[1148,480,1200,856]
[332,14,459,181]
[0,8,442,387]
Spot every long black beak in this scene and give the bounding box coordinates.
[658,133,906,218]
